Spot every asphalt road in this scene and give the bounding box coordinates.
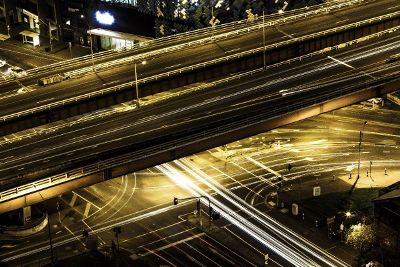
[1,103,399,266]
[0,33,399,191]
[1,0,399,115]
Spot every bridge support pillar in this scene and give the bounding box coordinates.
[22,206,32,225]
[103,169,112,180]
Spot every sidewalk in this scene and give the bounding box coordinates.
[267,169,400,265]
[0,22,91,63]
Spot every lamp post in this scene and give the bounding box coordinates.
[134,60,146,108]
[262,9,266,70]
[38,193,55,266]
[356,121,367,180]
[89,31,95,72]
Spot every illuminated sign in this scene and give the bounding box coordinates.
[96,11,114,25]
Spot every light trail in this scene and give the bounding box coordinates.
[157,164,316,267]
[177,159,349,267]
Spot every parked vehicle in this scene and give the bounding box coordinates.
[38,74,69,86]
[386,53,400,63]
[9,66,27,78]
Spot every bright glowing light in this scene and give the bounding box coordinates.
[345,211,352,218]
[96,11,115,25]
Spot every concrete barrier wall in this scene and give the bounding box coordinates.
[1,79,399,213]
[1,15,400,136]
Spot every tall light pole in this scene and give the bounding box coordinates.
[89,31,95,72]
[357,121,367,180]
[134,60,146,108]
[82,14,96,73]
[262,9,266,70]
[48,20,52,52]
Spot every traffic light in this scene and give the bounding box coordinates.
[173,197,179,205]
[113,226,121,234]
[113,226,122,237]
[197,200,201,213]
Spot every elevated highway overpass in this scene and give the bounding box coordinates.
[1,0,400,136]
[0,34,399,213]
[0,0,376,92]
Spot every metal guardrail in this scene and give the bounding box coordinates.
[0,0,370,85]
[1,12,400,123]
[1,25,399,203]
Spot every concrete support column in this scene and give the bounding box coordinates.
[22,206,32,225]
[3,0,17,25]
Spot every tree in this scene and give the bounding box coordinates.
[345,221,375,251]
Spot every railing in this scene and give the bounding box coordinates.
[1,27,400,203]
[0,0,371,86]
[1,13,400,123]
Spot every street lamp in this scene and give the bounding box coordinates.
[134,60,146,108]
[89,30,96,72]
[262,8,266,70]
[357,121,367,180]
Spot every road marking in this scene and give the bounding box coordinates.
[84,203,91,218]
[140,233,205,257]
[36,98,54,104]
[275,26,294,39]
[205,233,257,266]
[245,156,284,180]
[327,56,355,69]
[336,19,349,24]
[70,193,77,207]
[165,63,182,70]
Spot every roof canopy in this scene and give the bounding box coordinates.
[19,30,39,38]
[87,28,153,42]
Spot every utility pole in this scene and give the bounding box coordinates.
[357,121,367,180]
[48,20,52,52]
[369,161,374,182]
[69,42,72,59]
[46,202,55,265]
[262,9,266,70]
[89,32,95,72]
[349,121,367,194]
[134,62,140,107]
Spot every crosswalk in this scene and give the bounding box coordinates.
[0,33,10,41]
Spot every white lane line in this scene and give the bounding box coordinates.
[275,26,294,39]
[245,156,284,180]
[327,56,355,69]
[336,19,349,24]
[140,233,205,257]
[205,233,257,266]
[224,226,283,267]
